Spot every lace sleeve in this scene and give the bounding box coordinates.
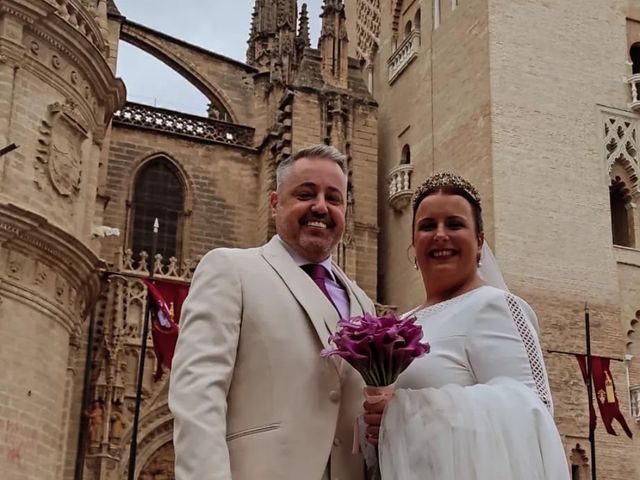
[465,289,554,415]
[504,293,554,414]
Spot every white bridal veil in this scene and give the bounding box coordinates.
[478,243,509,292]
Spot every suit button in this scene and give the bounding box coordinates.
[333,438,341,447]
[329,390,340,403]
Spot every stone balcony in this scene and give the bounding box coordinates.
[388,29,421,84]
[631,384,640,422]
[628,74,640,112]
[387,164,414,211]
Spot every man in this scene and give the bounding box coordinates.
[169,145,375,480]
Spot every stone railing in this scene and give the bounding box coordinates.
[388,29,421,83]
[113,102,255,148]
[113,248,201,284]
[631,384,640,421]
[628,74,640,112]
[387,164,414,211]
[53,0,105,52]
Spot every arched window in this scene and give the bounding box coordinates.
[404,20,412,37]
[414,9,422,30]
[131,158,185,265]
[631,43,640,75]
[569,444,589,480]
[610,177,633,247]
[401,144,411,164]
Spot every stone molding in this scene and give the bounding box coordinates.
[0,202,104,333]
[1,0,125,126]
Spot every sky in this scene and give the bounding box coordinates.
[116,0,325,116]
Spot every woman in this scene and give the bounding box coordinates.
[364,172,568,479]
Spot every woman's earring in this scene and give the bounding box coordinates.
[477,255,482,267]
[413,258,419,270]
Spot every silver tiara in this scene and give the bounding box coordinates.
[412,172,481,210]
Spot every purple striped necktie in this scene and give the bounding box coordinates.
[301,264,337,310]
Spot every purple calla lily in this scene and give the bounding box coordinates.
[321,313,430,386]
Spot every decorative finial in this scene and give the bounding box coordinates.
[297,3,311,48]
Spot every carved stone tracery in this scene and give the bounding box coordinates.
[355,0,381,61]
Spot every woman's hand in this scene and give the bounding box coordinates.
[363,398,388,446]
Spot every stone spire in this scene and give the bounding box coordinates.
[319,0,349,89]
[247,0,298,80]
[247,0,276,69]
[296,3,311,50]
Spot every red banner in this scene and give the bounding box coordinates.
[575,355,597,433]
[143,279,189,381]
[575,355,633,439]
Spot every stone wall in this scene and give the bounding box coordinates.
[0,2,123,479]
[101,126,260,265]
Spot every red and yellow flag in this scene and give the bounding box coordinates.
[576,355,633,439]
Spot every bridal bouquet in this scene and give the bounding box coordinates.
[321,313,430,456]
[321,312,430,387]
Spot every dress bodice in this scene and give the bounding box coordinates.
[395,286,553,412]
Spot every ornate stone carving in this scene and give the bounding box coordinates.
[7,250,26,280]
[55,275,68,304]
[113,102,254,148]
[51,0,107,53]
[34,101,88,197]
[34,262,49,286]
[605,115,638,171]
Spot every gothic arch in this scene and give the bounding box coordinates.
[569,443,589,479]
[631,43,640,75]
[609,155,640,197]
[125,153,194,264]
[117,402,174,480]
[127,153,194,211]
[120,20,240,123]
[609,172,635,247]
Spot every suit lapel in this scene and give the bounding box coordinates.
[261,237,340,349]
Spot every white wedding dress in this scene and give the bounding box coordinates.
[379,286,569,480]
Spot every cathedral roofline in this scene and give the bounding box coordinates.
[294,48,377,104]
[122,19,259,74]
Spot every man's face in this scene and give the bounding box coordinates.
[270,156,347,263]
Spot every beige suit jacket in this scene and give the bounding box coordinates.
[169,236,375,480]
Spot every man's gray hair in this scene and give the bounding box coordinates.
[276,144,347,188]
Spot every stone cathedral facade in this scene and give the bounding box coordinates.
[0,1,378,479]
[346,0,640,479]
[1,0,640,480]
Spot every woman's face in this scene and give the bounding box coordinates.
[413,192,484,294]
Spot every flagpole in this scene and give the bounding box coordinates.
[127,218,159,480]
[585,303,597,480]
